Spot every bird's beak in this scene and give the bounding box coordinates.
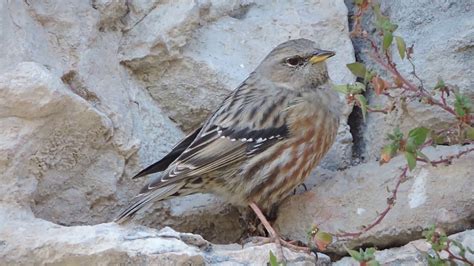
[309,50,336,64]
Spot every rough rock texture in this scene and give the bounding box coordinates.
[0,0,183,227]
[0,206,328,265]
[118,0,356,170]
[356,0,474,161]
[132,194,243,244]
[334,230,474,265]
[275,145,474,255]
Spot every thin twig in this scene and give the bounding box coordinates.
[424,147,474,166]
[366,106,390,114]
[334,166,408,239]
[407,56,425,89]
[445,240,474,266]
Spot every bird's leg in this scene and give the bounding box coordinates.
[248,202,311,261]
[249,202,284,260]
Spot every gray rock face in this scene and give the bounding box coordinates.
[275,145,474,254]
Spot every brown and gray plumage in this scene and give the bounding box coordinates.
[115,38,341,224]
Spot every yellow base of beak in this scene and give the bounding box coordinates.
[309,52,335,64]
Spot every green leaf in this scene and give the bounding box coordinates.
[364,69,377,84]
[405,151,417,171]
[426,256,447,266]
[350,82,366,94]
[314,231,333,251]
[367,260,381,266]
[432,239,448,252]
[466,245,474,254]
[373,3,382,20]
[364,247,377,257]
[333,84,349,94]
[395,36,406,59]
[354,0,363,5]
[383,31,393,51]
[455,94,466,117]
[406,127,429,153]
[387,128,403,141]
[423,225,436,242]
[347,62,367,78]
[408,127,430,147]
[454,93,472,117]
[450,240,466,257]
[269,251,279,266]
[346,248,363,262]
[381,144,397,163]
[306,225,318,239]
[431,132,446,145]
[314,231,333,245]
[355,94,368,122]
[381,19,398,33]
[433,78,445,90]
[417,151,431,163]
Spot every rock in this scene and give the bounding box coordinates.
[449,229,474,263]
[275,145,474,255]
[351,0,474,161]
[92,0,128,30]
[0,62,112,210]
[334,230,474,265]
[0,206,326,265]
[0,0,183,227]
[132,194,243,244]
[334,240,430,265]
[0,0,356,247]
[119,0,356,170]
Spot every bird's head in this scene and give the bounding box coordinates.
[255,38,335,89]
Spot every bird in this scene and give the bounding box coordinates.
[115,38,341,257]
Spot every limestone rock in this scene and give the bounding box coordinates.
[0,206,326,265]
[334,230,474,265]
[132,194,243,244]
[0,1,183,227]
[92,0,128,30]
[0,62,113,212]
[275,145,474,255]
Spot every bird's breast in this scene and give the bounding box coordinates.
[243,97,340,210]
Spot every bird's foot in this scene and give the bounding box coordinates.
[247,202,313,262]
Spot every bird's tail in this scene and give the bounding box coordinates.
[114,183,184,223]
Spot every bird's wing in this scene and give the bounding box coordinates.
[132,126,202,179]
[115,82,297,223]
[140,82,296,193]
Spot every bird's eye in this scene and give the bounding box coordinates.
[285,56,302,67]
